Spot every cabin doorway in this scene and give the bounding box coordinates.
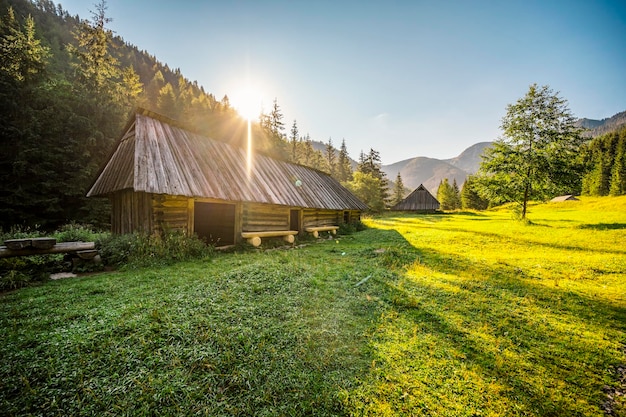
[290,209,301,232]
[194,202,236,246]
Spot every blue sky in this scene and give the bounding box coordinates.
[59,0,626,164]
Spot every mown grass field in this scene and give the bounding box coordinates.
[1,197,625,416]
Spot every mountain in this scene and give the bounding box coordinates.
[382,142,492,195]
[577,111,626,137]
[443,142,492,174]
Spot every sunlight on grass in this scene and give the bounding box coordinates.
[349,196,626,416]
[1,197,624,416]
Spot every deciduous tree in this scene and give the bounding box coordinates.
[475,84,584,219]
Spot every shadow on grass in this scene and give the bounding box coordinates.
[345,227,626,416]
[422,223,626,256]
[577,222,626,230]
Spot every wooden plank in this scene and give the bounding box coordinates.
[3,239,32,250]
[31,238,57,249]
[0,242,95,258]
[241,230,298,238]
[305,225,338,238]
[305,226,338,232]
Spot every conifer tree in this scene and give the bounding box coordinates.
[452,178,461,209]
[461,176,489,210]
[609,130,626,196]
[0,8,50,83]
[356,148,390,207]
[437,178,457,210]
[391,172,406,206]
[290,120,299,163]
[336,139,353,182]
[325,138,336,177]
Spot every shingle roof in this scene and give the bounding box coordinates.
[391,184,440,211]
[87,109,368,211]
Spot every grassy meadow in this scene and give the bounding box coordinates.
[1,197,625,416]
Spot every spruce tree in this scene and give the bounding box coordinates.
[391,172,405,206]
[461,176,489,210]
[609,130,626,196]
[437,179,457,211]
[336,139,353,182]
[325,138,336,177]
[290,120,299,163]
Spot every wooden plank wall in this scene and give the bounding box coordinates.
[242,203,290,232]
[303,209,341,228]
[153,194,190,234]
[109,190,153,234]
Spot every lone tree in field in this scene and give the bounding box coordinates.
[476,84,584,219]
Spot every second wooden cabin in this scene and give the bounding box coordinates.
[87,109,368,246]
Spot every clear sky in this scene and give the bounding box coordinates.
[58,0,626,164]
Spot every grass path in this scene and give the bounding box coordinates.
[1,197,625,416]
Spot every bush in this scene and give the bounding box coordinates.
[338,220,367,235]
[97,231,214,268]
[0,255,63,291]
[0,225,43,243]
[55,223,97,242]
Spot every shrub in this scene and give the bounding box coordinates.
[55,223,97,242]
[0,225,43,243]
[338,220,367,235]
[97,231,214,268]
[0,255,63,291]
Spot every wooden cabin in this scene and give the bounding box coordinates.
[87,109,368,246]
[390,184,440,212]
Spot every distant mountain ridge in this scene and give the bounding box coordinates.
[577,111,626,137]
[382,142,492,195]
[386,109,626,195]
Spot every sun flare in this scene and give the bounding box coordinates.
[232,85,265,121]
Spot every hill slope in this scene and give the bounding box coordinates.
[382,142,492,194]
[577,110,626,137]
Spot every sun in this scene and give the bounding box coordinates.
[231,85,265,121]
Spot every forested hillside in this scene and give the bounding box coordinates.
[580,126,626,196]
[0,0,363,230]
[2,0,624,231]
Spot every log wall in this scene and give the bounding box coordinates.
[153,194,190,234]
[303,209,340,228]
[242,203,290,232]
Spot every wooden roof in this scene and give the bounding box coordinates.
[550,195,579,202]
[87,109,368,211]
[391,184,440,211]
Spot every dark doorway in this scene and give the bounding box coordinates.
[343,211,350,223]
[290,209,301,232]
[194,202,236,246]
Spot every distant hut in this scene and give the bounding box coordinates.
[391,184,440,212]
[87,109,368,246]
[550,195,579,202]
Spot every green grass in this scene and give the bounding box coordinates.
[1,197,625,416]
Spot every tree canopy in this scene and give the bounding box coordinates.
[475,84,584,219]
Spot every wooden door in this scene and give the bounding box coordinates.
[194,202,235,246]
[290,209,301,232]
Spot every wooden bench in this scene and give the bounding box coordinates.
[305,226,339,238]
[241,231,298,247]
[0,240,96,258]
